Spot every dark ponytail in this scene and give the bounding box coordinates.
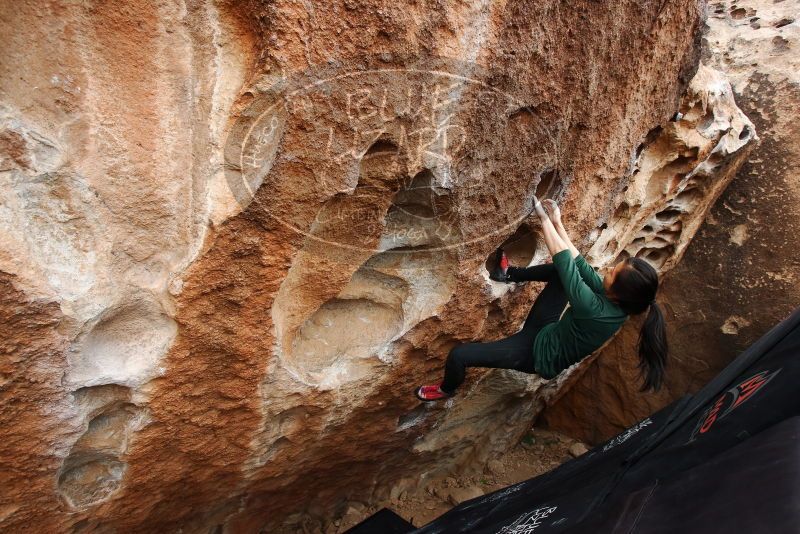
[637,301,668,391]
[609,257,668,392]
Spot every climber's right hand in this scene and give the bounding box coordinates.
[543,199,562,226]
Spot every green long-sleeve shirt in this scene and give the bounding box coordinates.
[532,250,628,379]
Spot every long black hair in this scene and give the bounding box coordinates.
[608,257,668,391]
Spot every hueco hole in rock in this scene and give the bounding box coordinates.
[1,0,798,532]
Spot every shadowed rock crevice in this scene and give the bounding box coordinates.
[485,223,538,273]
[535,169,560,201]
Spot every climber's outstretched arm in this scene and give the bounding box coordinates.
[543,198,604,292]
[533,195,568,257]
[543,199,579,259]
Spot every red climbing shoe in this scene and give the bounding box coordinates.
[489,248,511,282]
[415,384,452,402]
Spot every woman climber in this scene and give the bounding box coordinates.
[415,196,668,401]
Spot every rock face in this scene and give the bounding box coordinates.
[540,0,798,445]
[0,1,732,531]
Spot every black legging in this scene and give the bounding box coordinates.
[439,263,568,394]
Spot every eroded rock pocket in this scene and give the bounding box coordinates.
[275,166,458,389]
[485,222,538,274]
[58,385,145,509]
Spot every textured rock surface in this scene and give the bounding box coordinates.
[540,0,798,445]
[0,1,727,532]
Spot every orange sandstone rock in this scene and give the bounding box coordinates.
[0,1,715,531]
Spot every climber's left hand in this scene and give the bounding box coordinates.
[532,195,548,220]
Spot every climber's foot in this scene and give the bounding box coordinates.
[415,384,453,402]
[489,248,511,283]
